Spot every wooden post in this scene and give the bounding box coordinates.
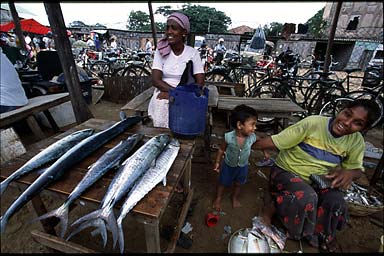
[324,2,342,74]
[43,3,93,124]
[148,1,157,48]
[8,3,27,52]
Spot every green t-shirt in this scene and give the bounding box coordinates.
[271,115,365,182]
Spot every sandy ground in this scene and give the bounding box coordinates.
[1,90,383,253]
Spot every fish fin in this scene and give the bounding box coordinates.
[30,205,69,238]
[162,177,167,186]
[87,163,95,170]
[117,217,125,253]
[119,111,126,121]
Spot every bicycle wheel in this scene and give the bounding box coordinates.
[305,81,346,115]
[122,65,151,78]
[345,90,384,128]
[90,61,110,79]
[319,97,354,117]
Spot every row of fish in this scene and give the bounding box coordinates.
[1,112,181,253]
[1,112,142,233]
[66,135,179,253]
[343,182,383,207]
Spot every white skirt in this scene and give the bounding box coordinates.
[147,88,169,128]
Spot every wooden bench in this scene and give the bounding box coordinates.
[0,92,70,140]
[205,81,245,96]
[216,96,305,133]
[0,119,195,253]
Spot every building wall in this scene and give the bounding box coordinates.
[323,2,383,40]
[346,41,380,69]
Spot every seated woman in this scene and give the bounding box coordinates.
[148,11,204,128]
[254,99,381,252]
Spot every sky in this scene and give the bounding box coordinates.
[4,2,327,30]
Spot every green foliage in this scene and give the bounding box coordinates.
[155,4,232,33]
[126,10,165,32]
[263,22,283,37]
[306,7,327,38]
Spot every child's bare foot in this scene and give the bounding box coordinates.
[213,197,222,211]
[232,198,241,208]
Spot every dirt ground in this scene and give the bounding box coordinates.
[1,94,383,253]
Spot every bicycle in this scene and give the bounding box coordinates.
[205,52,259,94]
[320,82,383,128]
[120,51,152,79]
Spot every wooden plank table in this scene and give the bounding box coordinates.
[0,118,195,253]
[216,96,305,132]
[0,92,70,140]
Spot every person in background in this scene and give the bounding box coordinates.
[0,48,28,113]
[145,38,152,54]
[148,11,204,129]
[212,104,258,211]
[254,99,381,252]
[214,38,226,64]
[86,36,95,50]
[110,37,117,49]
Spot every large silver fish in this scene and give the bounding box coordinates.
[31,133,144,238]
[0,129,95,196]
[116,138,180,253]
[66,134,170,248]
[0,113,143,234]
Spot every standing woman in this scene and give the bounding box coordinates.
[148,12,205,128]
[254,99,381,252]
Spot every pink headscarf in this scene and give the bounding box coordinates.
[157,12,190,57]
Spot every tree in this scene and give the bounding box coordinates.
[126,10,165,32]
[126,10,151,31]
[156,4,231,33]
[306,7,327,38]
[263,22,283,37]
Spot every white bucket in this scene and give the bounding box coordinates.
[35,101,76,129]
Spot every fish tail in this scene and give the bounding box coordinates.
[105,211,118,250]
[30,205,69,238]
[66,218,107,244]
[70,209,102,227]
[90,224,108,248]
[117,217,125,253]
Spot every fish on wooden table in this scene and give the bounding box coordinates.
[0,129,95,196]
[116,138,180,253]
[66,134,170,249]
[30,133,144,238]
[0,112,142,234]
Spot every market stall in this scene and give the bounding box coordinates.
[0,118,195,253]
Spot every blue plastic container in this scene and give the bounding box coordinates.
[169,84,209,137]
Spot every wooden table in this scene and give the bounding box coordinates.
[0,93,70,140]
[0,118,195,253]
[216,96,305,132]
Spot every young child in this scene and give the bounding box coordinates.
[213,104,261,211]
